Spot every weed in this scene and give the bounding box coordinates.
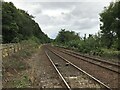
[12,75,31,88]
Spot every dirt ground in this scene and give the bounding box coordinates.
[27,45,62,88]
[2,45,62,88]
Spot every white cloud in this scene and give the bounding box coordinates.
[4,0,113,2]
[4,0,113,39]
[42,9,70,17]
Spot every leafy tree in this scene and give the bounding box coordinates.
[54,29,102,55]
[100,1,120,50]
[2,2,19,43]
[55,29,80,44]
[2,2,50,43]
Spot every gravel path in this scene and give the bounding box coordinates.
[27,45,63,88]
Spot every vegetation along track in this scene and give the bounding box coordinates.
[54,46,120,74]
[45,46,111,89]
[48,45,119,88]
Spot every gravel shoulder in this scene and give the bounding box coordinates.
[26,45,62,88]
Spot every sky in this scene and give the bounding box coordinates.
[4,0,113,39]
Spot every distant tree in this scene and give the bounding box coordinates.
[55,29,80,44]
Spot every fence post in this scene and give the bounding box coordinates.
[2,42,33,58]
[13,44,16,53]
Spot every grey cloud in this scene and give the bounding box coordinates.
[32,8,42,15]
[35,14,53,25]
[72,18,99,30]
[70,2,105,19]
[39,2,75,10]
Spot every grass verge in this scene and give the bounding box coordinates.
[2,43,39,88]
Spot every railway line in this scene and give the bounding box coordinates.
[54,46,120,74]
[45,47,111,89]
[46,45,119,89]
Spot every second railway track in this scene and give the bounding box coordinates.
[45,47,111,89]
[53,46,120,74]
[46,45,119,88]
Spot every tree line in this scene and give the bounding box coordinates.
[54,1,120,58]
[2,2,50,44]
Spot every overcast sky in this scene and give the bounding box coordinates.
[4,0,113,39]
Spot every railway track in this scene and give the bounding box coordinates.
[45,47,111,89]
[53,46,120,74]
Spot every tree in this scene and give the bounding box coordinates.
[2,2,50,43]
[100,1,120,50]
[55,29,80,44]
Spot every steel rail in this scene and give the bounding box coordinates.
[64,49,120,67]
[55,48,120,74]
[55,46,120,66]
[47,48,111,90]
[52,45,120,74]
[45,51,71,90]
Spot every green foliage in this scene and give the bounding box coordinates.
[54,29,102,55]
[101,48,120,59]
[19,49,32,58]
[13,75,30,88]
[29,36,40,44]
[55,29,80,44]
[2,2,50,43]
[4,55,28,71]
[100,1,120,50]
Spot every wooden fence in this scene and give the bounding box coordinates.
[1,43,36,58]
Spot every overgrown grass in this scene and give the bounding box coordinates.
[3,41,39,88]
[3,48,33,71]
[12,74,31,88]
[100,49,120,60]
